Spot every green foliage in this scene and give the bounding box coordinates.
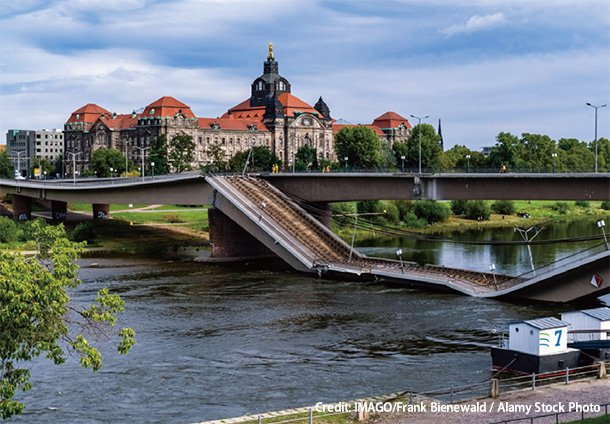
[491,200,516,215]
[574,200,590,208]
[551,201,570,215]
[0,149,14,179]
[601,201,610,211]
[148,134,169,175]
[295,145,318,171]
[394,200,413,221]
[91,148,128,178]
[334,126,382,169]
[413,200,450,224]
[228,145,281,172]
[464,200,491,220]
[72,221,96,243]
[450,199,469,215]
[29,157,55,178]
[202,141,228,173]
[169,133,196,173]
[395,123,442,171]
[0,223,135,419]
[379,139,397,170]
[0,217,18,243]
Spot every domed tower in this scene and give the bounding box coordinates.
[314,97,332,122]
[250,43,291,108]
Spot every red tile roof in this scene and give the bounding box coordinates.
[371,111,412,129]
[66,103,111,124]
[142,96,196,118]
[97,114,140,130]
[224,93,325,119]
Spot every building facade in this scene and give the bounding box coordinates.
[6,129,63,177]
[64,45,412,173]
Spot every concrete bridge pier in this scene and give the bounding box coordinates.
[12,194,32,221]
[208,207,272,258]
[51,200,67,222]
[93,203,110,220]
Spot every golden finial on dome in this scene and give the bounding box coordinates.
[268,43,274,60]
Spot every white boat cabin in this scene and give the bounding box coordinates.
[561,307,610,342]
[508,317,569,356]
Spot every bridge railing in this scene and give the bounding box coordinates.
[500,242,608,288]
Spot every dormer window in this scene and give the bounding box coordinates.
[256,81,264,91]
[150,108,155,115]
[277,80,286,91]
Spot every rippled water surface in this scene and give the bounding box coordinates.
[12,219,604,423]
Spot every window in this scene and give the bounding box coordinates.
[150,108,155,115]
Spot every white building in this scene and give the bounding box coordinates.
[508,317,570,356]
[6,129,64,177]
[561,307,610,342]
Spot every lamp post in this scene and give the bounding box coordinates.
[598,220,609,250]
[586,103,607,173]
[151,162,155,180]
[410,114,429,174]
[110,167,114,180]
[344,156,348,173]
[490,264,497,289]
[134,146,149,181]
[13,150,26,179]
[401,155,405,173]
[552,153,557,173]
[396,249,404,273]
[66,150,80,185]
[466,154,471,174]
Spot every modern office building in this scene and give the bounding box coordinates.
[5,128,63,177]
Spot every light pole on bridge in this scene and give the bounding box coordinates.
[586,102,607,173]
[410,114,429,174]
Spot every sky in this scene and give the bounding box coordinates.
[1,0,609,151]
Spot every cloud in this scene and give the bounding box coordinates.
[442,13,508,36]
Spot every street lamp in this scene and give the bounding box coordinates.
[12,150,26,179]
[552,153,557,173]
[490,263,498,289]
[151,162,155,180]
[66,150,80,185]
[110,167,114,179]
[410,114,429,174]
[396,249,404,273]
[134,146,149,181]
[400,155,405,173]
[586,103,607,173]
[598,220,609,250]
[466,154,471,174]
[344,156,348,173]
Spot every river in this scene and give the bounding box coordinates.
[11,220,607,423]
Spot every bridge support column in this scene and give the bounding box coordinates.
[305,202,333,230]
[51,200,68,222]
[92,203,110,220]
[12,195,32,221]
[208,207,272,258]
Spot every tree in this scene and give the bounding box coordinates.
[334,126,382,170]
[395,123,441,171]
[29,157,55,178]
[516,133,556,172]
[148,134,169,175]
[0,220,135,419]
[202,142,228,173]
[0,149,13,179]
[487,132,520,170]
[228,145,281,173]
[91,148,128,178]
[379,139,397,170]
[169,133,195,173]
[295,145,318,171]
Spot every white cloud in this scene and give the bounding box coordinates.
[442,13,508,36]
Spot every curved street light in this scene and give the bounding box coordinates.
[410,114,429,174]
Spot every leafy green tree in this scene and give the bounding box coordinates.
[491,200,515,215]
[487,132,520,170]
[148,134,169,175]
[589,137,609,172]
[393,124,441,171]
[29,157,55,178]
[379,139,397,170]
[334,126,382,170]
[450,199,469,215]
[435,145,484,172]
[0,149,14,179]
[91,148,128,178]
[413,200,449,224]
[516,133,556,172]
[465,200,491,220]
[0,220,135,419]
[0,216,18,243]
[228,145,281,172]
[169,133,195,173]
[295,145,318,171]
[202,142,228,173]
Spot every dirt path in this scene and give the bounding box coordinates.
[371,378,610,424]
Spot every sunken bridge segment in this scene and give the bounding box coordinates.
[206,175,603,301]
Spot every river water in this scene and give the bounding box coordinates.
[12,220,607,424]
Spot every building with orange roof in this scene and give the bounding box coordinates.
[63,44,412,173]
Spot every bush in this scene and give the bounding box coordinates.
[72,221,96,243]
[402,211,428,228]
[413,200,450,224]
[465,200,491,221]
[602,201,610,211]
[394,200,413,222]
[574,201,590,208]
[551,202,570,215]
[356,200,379,215]
[491,200,515,215]
[450,199,469,215]
[0,216,18,243]
[162,214,184,223]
